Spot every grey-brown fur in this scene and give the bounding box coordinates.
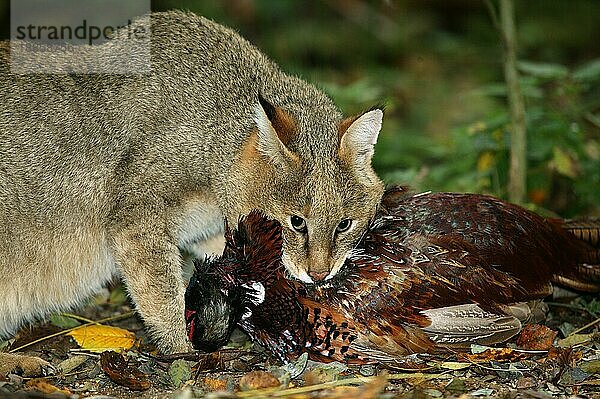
[0,10,383,362]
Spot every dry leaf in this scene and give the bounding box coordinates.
[67,324,135,352]
[203,377,228,391]
[545,347,582,365]
[195,351,228,372]
[557,333,596,348]
[328,374,388,399]
[436,361,471,370]
[579,359,600,374]
[100,351,150,391]
[57,355,88,374]
[26,378,72,396]
[239,370,281,391]
[460,347,527,363]
[517,324,557,350]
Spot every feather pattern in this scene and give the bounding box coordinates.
[186,187,600,365]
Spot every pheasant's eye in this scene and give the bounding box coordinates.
[290,215,307,233]
[336,219,353,233]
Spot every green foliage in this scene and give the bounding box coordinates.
[440,59,600,216]
[150,0,599,216]
[323,58,600,217]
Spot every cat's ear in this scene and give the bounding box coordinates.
[253,94,299,167]
[338,108,383,169]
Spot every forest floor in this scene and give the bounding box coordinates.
[2,282,600,399]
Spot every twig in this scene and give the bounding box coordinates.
[59,313,98,324]
[483,0,501,31]
[67,350,101,358]
[9,311,135,353]
[235,372,446,398]
[569,317,600,336]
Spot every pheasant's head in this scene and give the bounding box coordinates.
[185,257,243,352]
[185,211,285,351]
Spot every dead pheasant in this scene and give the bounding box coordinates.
[185,187,600,365]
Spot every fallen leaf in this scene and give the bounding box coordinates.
[280,352,308,379]
[545,347,583,364]
[516,376,537,389]
[68,324,135,352]
[579,359,600,374]
[433,361,471,370]
[100,351,150,391]
[471,388,494,396]
[50,314,81,329]
[328,373,388,399]
[557,333,596,348]
[470,344,491,354]
[461,347,527,363]
[26,378,72,396]
[203,377,228,391]
[239,370,281,391]
[423,389,444,398]
[58,355,88,374]
[169,359,192,388]
[517,324,557,350]
[446,378,468,394]
[359,364,377,377]
[304,361,349,385]
[194,352,223,372]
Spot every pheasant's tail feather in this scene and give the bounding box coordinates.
[550,217,600,292]
[553,262,600,292]
[562,218,600,248]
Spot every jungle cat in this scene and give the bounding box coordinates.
[0,10,384,374]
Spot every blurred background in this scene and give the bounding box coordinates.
[1,0,598,217]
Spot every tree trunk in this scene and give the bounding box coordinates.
[499,0,527,204]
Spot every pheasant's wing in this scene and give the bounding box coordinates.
[419,303,522,347]
[382,190,600,293]
[348,226,550,353]
[358,218,553,314]
[404,233,553,310]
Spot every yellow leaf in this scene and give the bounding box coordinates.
[552,146,578,178]
[67,325,135,352]
[477,151,495,172]
[467,121,486,135]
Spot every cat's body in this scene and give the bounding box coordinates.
[0,10,384,371]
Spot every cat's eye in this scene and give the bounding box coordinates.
[290,215,307,233]
[336,219,353,233]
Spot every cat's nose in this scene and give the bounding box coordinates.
[309,270,328,281]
